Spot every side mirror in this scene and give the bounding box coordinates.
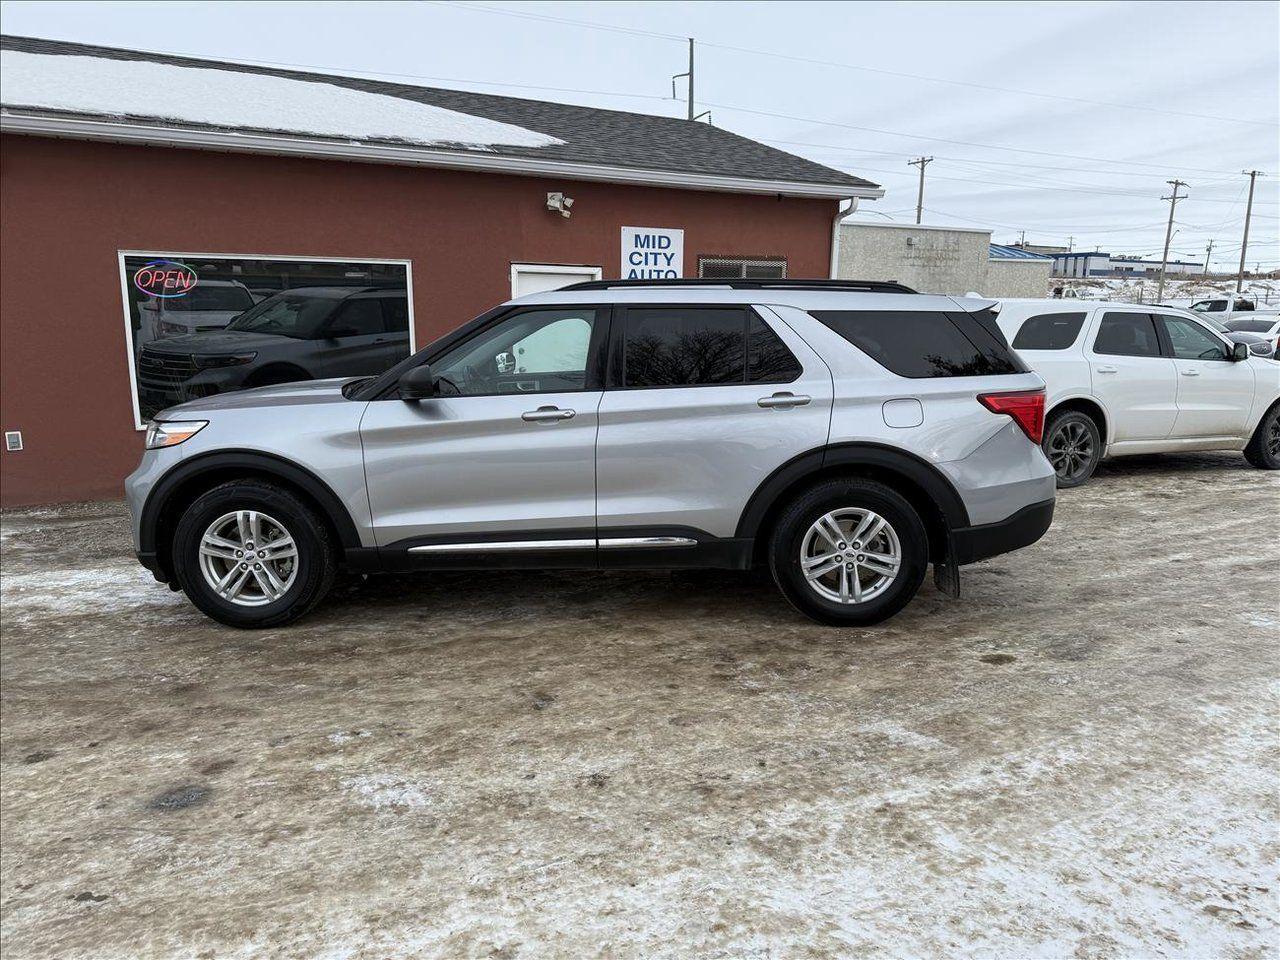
[1231,341,1250,361]
[398,364,438,400]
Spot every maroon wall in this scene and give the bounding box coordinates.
[0,134,836,506]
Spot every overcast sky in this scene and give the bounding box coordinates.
[2,0,1276,270]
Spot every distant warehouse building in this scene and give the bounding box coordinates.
[837,221,1051,297]
[0,35,883,506]
[1052,252,1203,278]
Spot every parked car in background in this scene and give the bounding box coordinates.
[1191,314,1278,358]
[1224,315,1280,355]
[135,286,410,418]
[127,279,1057,629]
[1189,293,1280,322]
[995,299,1280,487]
[137,279,256,346]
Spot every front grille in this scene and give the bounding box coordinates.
[138,349,197,386]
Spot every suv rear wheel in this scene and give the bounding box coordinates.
[769,478,929,626]
[171,480,336,628]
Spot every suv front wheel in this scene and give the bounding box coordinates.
[171,480,336,628]
[769,478,929,627]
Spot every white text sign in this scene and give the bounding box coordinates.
[621,226,684,279]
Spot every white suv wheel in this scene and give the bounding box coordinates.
[799,507,901,605]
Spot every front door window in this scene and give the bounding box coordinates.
[433,308,599,396]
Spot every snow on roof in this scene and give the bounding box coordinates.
[0,49,563,150]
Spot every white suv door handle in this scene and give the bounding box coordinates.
[758,392,812,409]
[1095,365,1118,374]
[522,406,575,422]
[1181,369,1201,376]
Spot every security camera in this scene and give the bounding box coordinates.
[546,192,574,218]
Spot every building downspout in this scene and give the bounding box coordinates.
[829,198,858,278]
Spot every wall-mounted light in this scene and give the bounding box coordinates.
[546,192,574,219]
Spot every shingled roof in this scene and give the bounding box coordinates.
[0,34,881,199]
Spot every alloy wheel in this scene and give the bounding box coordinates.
[198,510,299,606]
[1046,419,1095,482]
[1268,414,1280,459]
[799,508,901,605]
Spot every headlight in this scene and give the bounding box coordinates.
[145,420,208,449]
[158,320,189,337]
[193,352,257,369]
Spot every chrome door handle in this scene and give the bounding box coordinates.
[1181,369,1200,376]
[757,392,812,409]
[1095,366,1118,374]
[521,405,575,422]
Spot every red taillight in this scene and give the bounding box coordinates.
[978,389,1046,444]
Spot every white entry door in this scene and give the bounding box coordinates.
[511,263,603,298]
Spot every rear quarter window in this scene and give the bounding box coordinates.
[1012,312,1087,350]
[810,309,1026,378]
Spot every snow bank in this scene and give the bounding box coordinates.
[0,50,563,150]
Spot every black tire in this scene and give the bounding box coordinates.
[1244,402,1280,469]
[171,480,336,629]
[1042,408,1102,488]
[768,478,929,627]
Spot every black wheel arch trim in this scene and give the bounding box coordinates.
[139,450,365,578]
[735,441,972,542]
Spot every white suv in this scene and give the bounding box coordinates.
[996,300,1280,486]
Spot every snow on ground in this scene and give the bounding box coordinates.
[0,50,563,150]
[1051,275,1280,305]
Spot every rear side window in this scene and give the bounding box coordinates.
[622,307,746,387]
[809,310,1024,378]
[1094,312,1161,357]
[748,314,802,383]
[1012,312,1086,350]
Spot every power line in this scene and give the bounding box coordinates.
[766,139,1252,179]
[701,100,1259,175]
[432,0,1278,127]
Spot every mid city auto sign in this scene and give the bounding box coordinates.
[620,226,684,279]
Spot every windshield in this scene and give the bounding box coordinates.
[226,294,338,339]
[1225,318,1277,333]
[160,284,255,312]
[1190,300,1227,312]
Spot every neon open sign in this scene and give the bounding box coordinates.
[133,260,198,298]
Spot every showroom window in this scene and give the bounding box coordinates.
[697,256,787,279]
[120,253,412,427]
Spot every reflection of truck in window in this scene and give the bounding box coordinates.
[137,279,257,346]
[135,287,410,418]
[1189,293,1280,322]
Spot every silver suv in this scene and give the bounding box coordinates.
[126,280,1056,629]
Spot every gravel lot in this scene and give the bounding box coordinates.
[2,452,1277,959]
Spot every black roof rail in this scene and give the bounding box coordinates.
[558,278,917,294]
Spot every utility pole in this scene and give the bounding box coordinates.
[1018,229,1027,249]
[1203,239,1214,278]
[1156,179,1188,303]
[908,156,932,224]
[1067,235,1075,253]
[1236,170,1264,292]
